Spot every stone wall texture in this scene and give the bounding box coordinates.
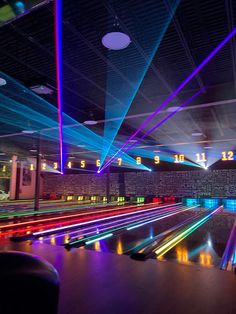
[43,169,236,197]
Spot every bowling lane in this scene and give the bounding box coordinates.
[158,213,235,268]
[79,209,198,253]
[39,204,190,246]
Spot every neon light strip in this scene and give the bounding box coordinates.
[48,204,181,242]
[0,201,119,219]
[155,207,221,257]
[133,211,205,255]
[65,205,185,242]
[55,0,64,173]
[0,203,177,237]
[68,206,197,246]
[33,203,181,236]
[1,202,161,230]
[126,206,199,230]
[67,206,186,245]
[85,233,113,245]
[220,220,236,270]
[100,28,236,171]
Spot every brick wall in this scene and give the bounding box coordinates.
[43,169,236,197]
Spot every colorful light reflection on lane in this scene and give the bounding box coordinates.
[155,206,222,258]
[43,204,185,244]
[1,201,172,232]
[67,205,199,247]
[85,233,113,245]
[31,203,181,237]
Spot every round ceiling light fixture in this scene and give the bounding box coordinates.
[22,130,36,134]
[166,106,183,113]
[0,78,7,86]
[191,132,203,137]
[102,32,131,50]
[83,120,98,126]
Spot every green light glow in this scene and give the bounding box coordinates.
[155,207,221,257]
[85,233,113,244]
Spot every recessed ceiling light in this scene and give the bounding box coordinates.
[166,106,183,112]
[0,78,6,86]
[22,130,36,134]
[77,144,86,148]
[102,32,131,50]
[191,132,203,136]
[154,150,161,153]
[30,85,53,95]
[204,146,212,149]
[69,156,76,159]
[29,149,37,152]
[83,120,98,126]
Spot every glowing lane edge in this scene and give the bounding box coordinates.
[134,212,206,255]
[85,233,113,245]
[43,204,185,242]
[155,206,221,257]
[99,28,236,172]
[68,205,199,246]
[67,207,188,245]
[33,205,183,236]
[68,205,185,240]
[155,207,221,257]
[0,201,119,219]
[32,203,181,236]
[1,201,173,230]
[126,205,199,230]
[1,204,180,237]
[33,204,182,237]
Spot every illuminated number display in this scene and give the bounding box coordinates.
[136,157,142,165]
[196,153,207,162]
[80,160,86,168]
[174,154,185,163]
[154,156,160,164]
[221,151,234,161]
[43,150,235,171]
[118,158,122,166]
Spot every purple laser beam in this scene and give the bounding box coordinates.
[101,87,205,170]
[99,28,236,172]
[120,87,205,154]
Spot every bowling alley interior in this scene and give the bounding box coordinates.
[0,1,235,313]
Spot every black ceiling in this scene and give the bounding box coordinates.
[0,0,236,166]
